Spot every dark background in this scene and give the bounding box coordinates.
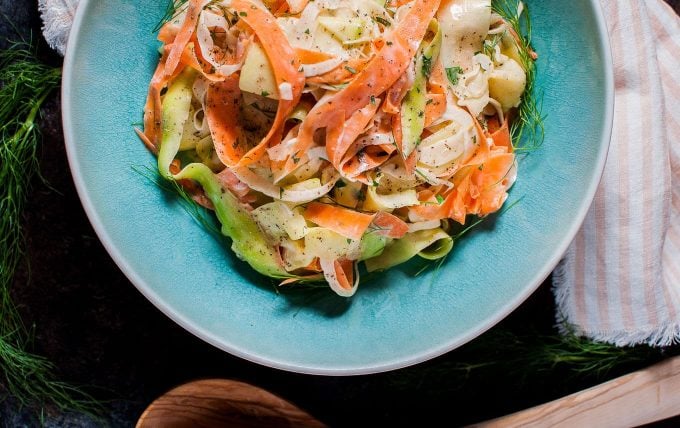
[1,1,679,426]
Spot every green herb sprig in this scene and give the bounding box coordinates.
[387,328,665,393]
[0,41,101,417]
[154,0,190,32]
[133,165,222,238]
[492,0,545,152]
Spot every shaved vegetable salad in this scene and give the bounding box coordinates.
[138,0,537,296]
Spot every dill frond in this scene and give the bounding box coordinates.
[154,0,190,32]
[133,164,222,238]
[387,328,663,392]
[0,41,102,417]
[492,0,545,152]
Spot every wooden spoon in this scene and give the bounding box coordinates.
[136,379,327,428]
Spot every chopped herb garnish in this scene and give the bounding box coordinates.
[445,66,464,86]
[261,90,270,97]
[239,11,247,16]
[373,16,391,27]
[436,195,445,204]
[482,33,504,60]
[344,65,357,74]
[370,95,376,105]
[422,55,433,77]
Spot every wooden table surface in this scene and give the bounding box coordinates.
[1,1,679,426]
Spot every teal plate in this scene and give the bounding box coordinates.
[63,0,613,375]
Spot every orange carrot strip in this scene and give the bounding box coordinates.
[303,202,375,241]
[142,48,181,150]
[382,71,412,114]
[341,146,392,180]
[333,259,355,292]
[279,273,325,286]
[205,75,245,167]
[424,93,446,127]
[286,0,309,14]
[273,0,290,15]
[295,0,440,156]
[372,212,409,239]
[304,257,322,273]
[392,113,403,154]
[404,148,418,176]
[306,57,371,85]
[295,48,335,64]
[231,0,305,167]
[486,115,501,133]
[448,176,471,224]
[474,153,515,214]
[410,151,515,224]
[490,115,512,150]
[134,128,156,154]
[423,59,447,126]
[158,23,179,44]
[327,101,379,166]
[165,0,210,77]
[428,59,447,95]
[379,143,397,155]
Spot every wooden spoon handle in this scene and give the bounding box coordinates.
[471,355,680,428]
[136,379,327,428]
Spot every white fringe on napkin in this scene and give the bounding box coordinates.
[553,0,680,347]
[38,0,79,56]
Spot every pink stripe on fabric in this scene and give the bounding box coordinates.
[573,229,588,328]
[665,227,680,264]
[672,186,680,214]
[668,118,680,184]
[650,0,680,326]
[583,205,600,328]
[658,65,680,99]
[634,0,663,327]
[662,250,680,313]
[610,0,636,329]
[656,28,679,325]
[594,179,610,330]
[664,251,680,284]
[648,1,680,52]
[666,115,680,196]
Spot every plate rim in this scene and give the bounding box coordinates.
[61,0,614,376]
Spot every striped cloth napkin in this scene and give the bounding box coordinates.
[554,0,680,346]
[41,0,680,346]
[38,0,78,56]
